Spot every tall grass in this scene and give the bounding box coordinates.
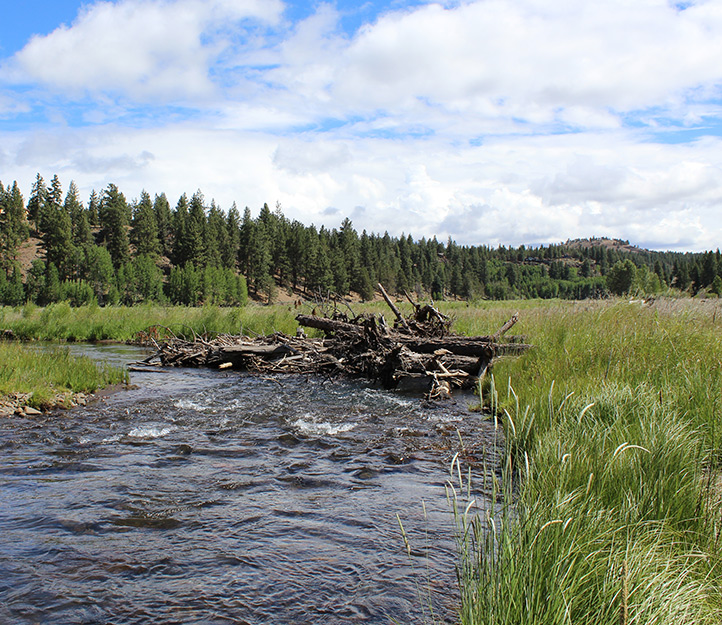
[0,302,303,342]
[447,297,722,624]
[0,342,129,408]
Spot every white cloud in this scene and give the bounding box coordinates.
[285,0,722,127]
[3,121,722,251]
[6,0,283,101]
[3,1,722,252]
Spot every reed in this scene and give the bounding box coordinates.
[448,297,722,624]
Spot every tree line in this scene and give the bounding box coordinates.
[1,174,721,307]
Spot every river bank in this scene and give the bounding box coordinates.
[0,342,130,412]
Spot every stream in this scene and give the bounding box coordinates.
[0,344,500,624]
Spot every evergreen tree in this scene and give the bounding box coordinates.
[99,184,131,269]
[153,193,173,257]
[25,260,46,304]
[287,220,308,289]
[606,259,637,295]
[306,230,333,294]
[0,264,24,306]
[0,181,29,267]
[44,185,76,280]
[204,200,227,268]
[171,194,190,266]
[27,173,48,231]
[238,207,253,278]
[130,190,161,257]
[223,203,241,269]
[43,262,61,304]
[248,218,274,300]
[186,190,207,266]
[65,181,93,249]
[357,267,375,301]
[87,190,100,226]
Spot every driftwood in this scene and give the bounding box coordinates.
[132,287,531,399]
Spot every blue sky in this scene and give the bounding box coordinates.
[2,0,722,251]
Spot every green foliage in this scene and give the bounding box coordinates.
[0,264,24,306]
[83,245,115,304]
[59,279,96,307]
[130,190,161,257]
[606,259,637,295]
[99,183,131,268]
[5,174,722,309]
[65,180,93,248]
[711,275,722,296]
[0,181,29,268]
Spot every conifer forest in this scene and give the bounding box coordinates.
[1,174,721,307]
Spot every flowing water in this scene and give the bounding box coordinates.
[0,345,500,624]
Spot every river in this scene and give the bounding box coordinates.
[0,344,499,624]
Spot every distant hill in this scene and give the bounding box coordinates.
[563,237,643,254]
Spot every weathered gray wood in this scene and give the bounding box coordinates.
[378,282,411,332]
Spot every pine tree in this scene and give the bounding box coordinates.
[171,194,190,266]
[153,193,173,257]
[43,262,61,304]
[65,181,93,249]
[0,181,29,268]
[130,190,161,257]
[186,191,207,266]
[0,263,24,305]
[204,200,227,268]
[27,173,48,232]
[25,260,46,304]
[99,184,131,269]
[87,190,100,226]
[223,203,241,269]
[43,178,76,281]
[238,207,253,278]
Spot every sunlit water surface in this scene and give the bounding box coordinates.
[0,344,499,624]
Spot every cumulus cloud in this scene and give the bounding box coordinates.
[3,119,722,250]
[3,0,722,251]
[262,0,722,132]
[5,0,283,100]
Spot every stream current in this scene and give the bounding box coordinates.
[0,345,499,624]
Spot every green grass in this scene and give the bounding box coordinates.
[0,301,304,342]
[0,342,129,408]
[3,297,722,621]
[446,297,722,625]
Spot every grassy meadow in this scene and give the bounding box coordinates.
[2,297,722,622]
[445,298,722,625]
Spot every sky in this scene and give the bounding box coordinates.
[1,0,722,252]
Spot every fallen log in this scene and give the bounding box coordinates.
[295,314,364,336]
[138,286,531,398]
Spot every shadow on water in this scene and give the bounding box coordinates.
[0,344,500,624]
